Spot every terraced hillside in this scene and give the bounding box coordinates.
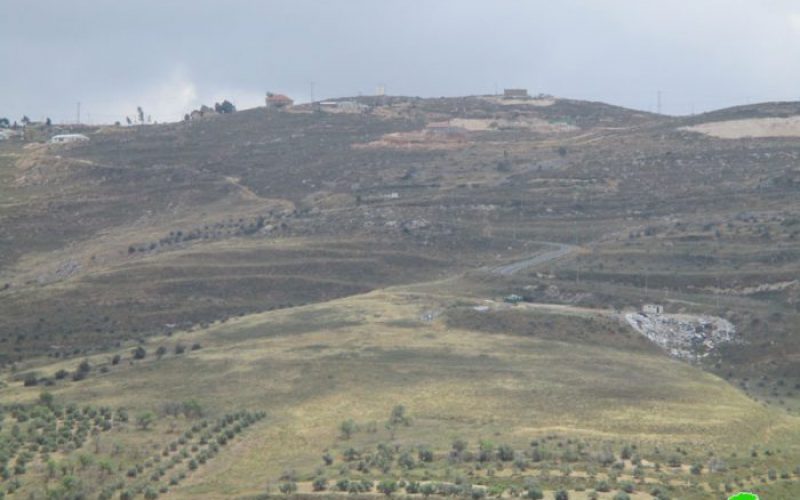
[0,96,799,499]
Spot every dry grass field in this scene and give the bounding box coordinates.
[3,288,799,498]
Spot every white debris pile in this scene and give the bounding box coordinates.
[624,312,737,360]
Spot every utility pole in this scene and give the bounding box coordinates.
[716,236,722,310]
[511,210,516,241]
[309,81,315,104]
[511,200,520,242]
[574,220,580,286]
[76,102,81,124]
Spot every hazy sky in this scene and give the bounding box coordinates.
[2,0,800,123]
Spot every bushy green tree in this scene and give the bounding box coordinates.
[405,481,420,494]
[339,419,357,439]
[525,485,543,499]
[279,481,297,495]
[215,100,236,114]
[388,405,410,426]
[471,487,487,499]
[312,476,327,491]
[398,451,416,469]
[377,479,397,496]
[23,373,38,387]
[136,411,155,430]
[478,440,495,462]
[497,444,515,461]
[39,391,55,409]
[182,400,203,418]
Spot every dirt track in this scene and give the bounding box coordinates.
[487,242,579,275]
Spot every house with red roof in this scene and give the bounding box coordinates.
[266,93,294,109]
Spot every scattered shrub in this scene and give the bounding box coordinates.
[279,481,297,495]
[312,476,327,491]
[23,373,39,387]
[498,444,515,461]
[136,411,155,430]
[377,479,398,496]
[340,419,357,439]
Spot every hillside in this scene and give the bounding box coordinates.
[0,95,799,499]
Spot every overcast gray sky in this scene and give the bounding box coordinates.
[2,0,800,123]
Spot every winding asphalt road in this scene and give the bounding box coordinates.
[487,242,579,275]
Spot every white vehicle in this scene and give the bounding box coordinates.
[50,134,89,144]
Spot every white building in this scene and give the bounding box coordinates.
[336,101,369,112]
[318,101,368,113]
[642,304,664,315]
[50,134,89,144]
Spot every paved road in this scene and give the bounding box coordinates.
[487,242,579,276]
